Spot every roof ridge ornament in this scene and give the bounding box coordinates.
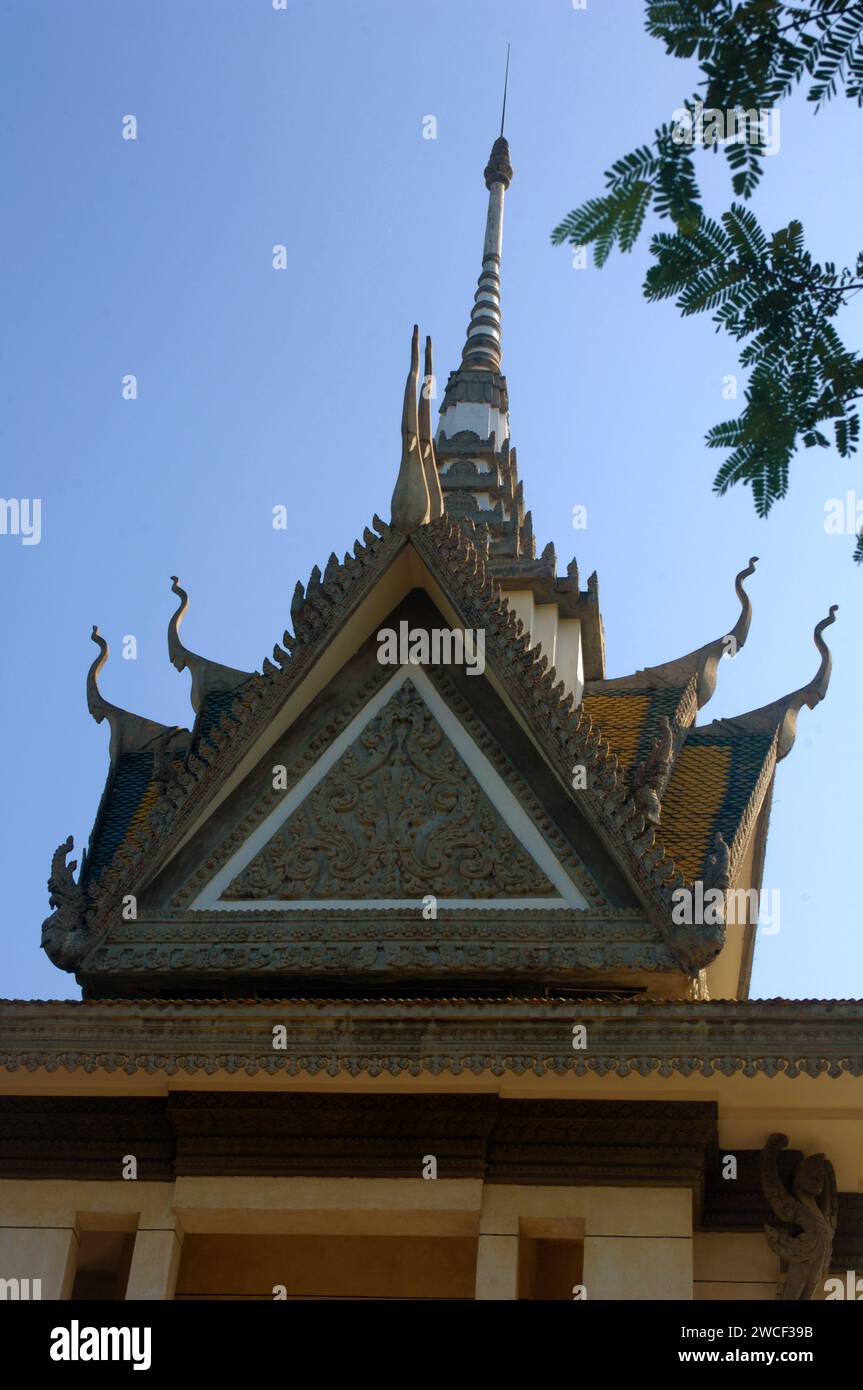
[391,325,431,533]
[586,556,759,710]
[41,835,88,972]
[418,335,444,522]
[87,626,183,766]
[707,605,838,760]
[168,576,251,714]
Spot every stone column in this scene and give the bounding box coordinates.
[474,1233,519,1300]
[475,1184,520,1299]
[125,1226,182,1301]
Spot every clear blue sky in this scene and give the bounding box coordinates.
[1,0,859,1001]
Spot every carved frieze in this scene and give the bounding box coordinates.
[223,680,556,901]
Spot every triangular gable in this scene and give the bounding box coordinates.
[193,670,587,911]
[75,515,721,980]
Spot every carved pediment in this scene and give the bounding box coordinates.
[222,679,557,902]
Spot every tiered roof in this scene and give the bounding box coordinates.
[41,134,837,1004]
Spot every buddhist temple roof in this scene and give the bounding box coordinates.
[40,129,838,1008]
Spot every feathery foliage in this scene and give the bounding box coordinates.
[552,0,863,560]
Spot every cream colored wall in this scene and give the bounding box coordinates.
[504,590,583,704]
[0,1176,692,1301]
[479,1184,692,1301]
[176,1233,476,1300]
[0,1181,182,1302]
[694,1233,779,1301]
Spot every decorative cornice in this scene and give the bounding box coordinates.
[0,1094,713,1189]
[79,918,674,983]
[1,999,861,1078]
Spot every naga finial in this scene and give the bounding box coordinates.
[707,604,839,762]
[727,556,759,653]
[770,604,838,758]
[166,575,250,714]
[41,835,88,972]
[86,625,111,727]
[168,576,191,673]
[390,324,431,534]
[87,624,187,765]
[594,557,761,710]
[805,604,839,709]
[694,555,759,706]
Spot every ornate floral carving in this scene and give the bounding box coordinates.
[761,1131,838,1299]
[224,680,555,900]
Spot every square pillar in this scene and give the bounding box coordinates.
[125,1227,182,1301]
[474,1234,519,1300]
[582,1188,692,1300]
[0,1225,78,1300]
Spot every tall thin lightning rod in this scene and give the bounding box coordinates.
[500,44,511,137]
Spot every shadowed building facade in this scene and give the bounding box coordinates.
[1,132,861,1303]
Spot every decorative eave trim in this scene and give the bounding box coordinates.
[81,518,408,941]
[0,999,861,1079]
[410,524,716,974]
[725,726,780,885]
